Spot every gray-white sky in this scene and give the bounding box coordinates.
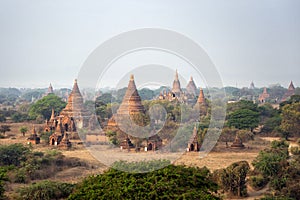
[0,0,299,89]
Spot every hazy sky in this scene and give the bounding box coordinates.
[0,0,299,89]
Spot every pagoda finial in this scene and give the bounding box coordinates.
[50,108,55,120]
[175,69,179,80]
[288,81,295,91]
[130,74,134,80]
[32,125,36,135]
[190,76,193,81]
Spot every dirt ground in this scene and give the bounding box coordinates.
[0,122,284,199]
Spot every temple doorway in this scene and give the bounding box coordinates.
[148,143,153,151]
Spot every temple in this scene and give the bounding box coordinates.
[281,81,295,102]
[249,81,255,90]
[187,125,200,152]
[158,70,196,104]
[258,87,270,103]
[107,75,162,151]
[107,74,145,129]
[27,126,40,145]
[186,76,197,95]
[117,74,145,115]
[47,83,54,95]
[45,79,88,147]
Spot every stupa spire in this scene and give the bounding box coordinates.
[50,108,55,120]
[117,74,145,115]
[46,83,54,95]
[288,81,295,91]
[186,76,197,95]
[172,69,182,94]
[197,88,206,105]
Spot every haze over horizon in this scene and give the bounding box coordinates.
[0,0,299,89]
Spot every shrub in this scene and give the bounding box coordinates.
[249,175,268,190]
[69,162,219,200]
[290,147,300,155]
[0,144,30,166]
[18,180,75,200]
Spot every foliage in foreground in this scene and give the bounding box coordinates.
[17,180,75,200]
[213,161,250,197]
[69,161,220,200]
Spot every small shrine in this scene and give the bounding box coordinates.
[120,137,134,150]
[27,126,40,145]
[58,133,72,149]
[187,125,200,152]
[146,134,163,151]
[231,134,245,149]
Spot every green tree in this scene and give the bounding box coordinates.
[28,94,66,120]
[227,109,259,131]
[68,161,219,200]
[0,113,5,123]
[280,102,300,139]
[18,180,75,200]
[19,126,28,137]
[214,161,250,197]
[0,125,11,136]
[252,140,289,177]
[0,167,8,199]
[0,143,30,166]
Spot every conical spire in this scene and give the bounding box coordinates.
[263,87,268,94]
[249,81,255,89]
[60,79,85,117]
[281,81,296,102]
[47,83,54,94]
[288,81,295,91]
[50,108,55,121]
[186,76,197,95]
[32,125,36,135]
[117,74,145,115]
[172,69,182,95]
[197,88,206,105]
[71,79,80,94]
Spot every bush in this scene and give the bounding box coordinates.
[290,147,300,155]
[0,144,30,166]
[69,162,219,200]
[18,180,75,200]
[249,175,268,190]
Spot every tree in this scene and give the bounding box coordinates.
[0,125,11,136]
[0,143,30,166]
[28,94,66,120]
[252,140,289,177]
[280,102,300,139]
[227,109,259,131]
[68,161,220,200]
[214,161,250,197]
[0,113,5,123]
[20,126,28,137]
[18,180,75,200]
[0,167,8,199]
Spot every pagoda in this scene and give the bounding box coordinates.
[187,125,200,152]
[281,81,295,102]
[193,88,208,116]
[47,83,54,95]
[27,126,40,145]
[249,81,255,90]
[117,74,145,115]
[171,70,182,96]
[258,87,270,103]
[46,79,88,145]
[186,76,197,95]
[107,75,145,146]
